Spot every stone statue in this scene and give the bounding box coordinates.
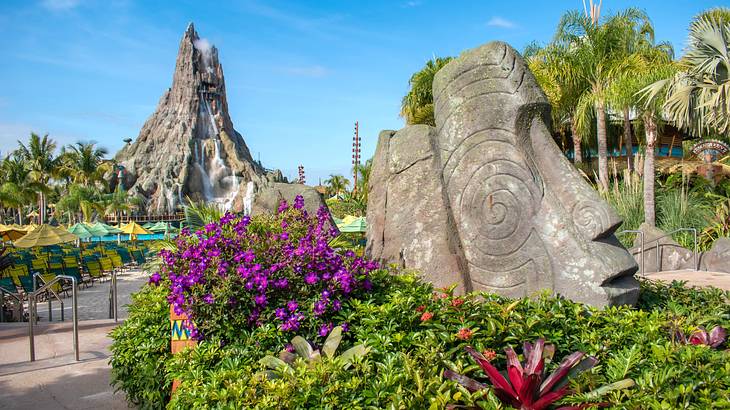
[366,42,639,307]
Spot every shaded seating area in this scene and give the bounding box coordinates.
[0,224,155,322]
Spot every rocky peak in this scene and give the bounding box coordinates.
[114,23,264,214]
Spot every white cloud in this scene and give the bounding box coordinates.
[403,1,422,7]
[40,0,81,11]
[277,65,330,78]
[486,16,517,29]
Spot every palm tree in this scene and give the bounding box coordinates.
[353,159,372,203]
[400,56,453,126]
[0,155,36,224]
[16,133,60,224]
[101,186,141,223]
[643,8,730,136]
[554,8,650,190]
[606,14,674,173]
[60,141,110,188]
[55,184,102,223]
[324,174,350,197]
[526,43,589,163]
[632,65,677,226]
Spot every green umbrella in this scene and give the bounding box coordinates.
[83,222,110,237]
[336,216,367,233]
[142,222,155,229]
[67,223,93,239]
[147,222,168,233]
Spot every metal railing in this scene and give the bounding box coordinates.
[646,227,698,272]
[108,270,118,322]
[619,230,645,276]
[33,273,65,322]
[28,275,79,362]
[0,287,23,322]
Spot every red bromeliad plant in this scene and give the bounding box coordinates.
[673,325,727,348]
[445,339,633,410]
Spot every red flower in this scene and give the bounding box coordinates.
[433,292,448,300]
[451,298,464,307]
[456,327,473,340]
[482,349,497,362]
[420,312,434,322]
[416,305,426,312]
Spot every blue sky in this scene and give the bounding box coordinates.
[0,0,722,184]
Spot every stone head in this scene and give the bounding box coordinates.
[432,42,638,306]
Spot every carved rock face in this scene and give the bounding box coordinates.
[366,42,639,307]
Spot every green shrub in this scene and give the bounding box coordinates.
[163,273,730,409]
[109,283,172,409]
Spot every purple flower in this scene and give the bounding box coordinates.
[332,299,342,311]
[287,300,298,312]
[275,308,287,320]
[340,322,350,333]
[274,278,289,289]
[318,322,333,337]
[313,299,327,316]
[202,294,214,304]
[254,294,267,306]
[294,195,305,210]
[304,272,318,285]
[149,272,161,286]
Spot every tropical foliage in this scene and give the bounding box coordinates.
[400,56,453,126]
[112,242,730,409]
[642,8,730,136]
[0,133,142,225]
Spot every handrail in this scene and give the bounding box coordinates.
[618,230,645,276]
[108,270,118,322]
[29,275,79,362]
[32,272,65,322]
[644,227,698,272]
[0,287,23,322]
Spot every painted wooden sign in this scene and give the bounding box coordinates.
[690,139,730,162]
[170,305,196,392]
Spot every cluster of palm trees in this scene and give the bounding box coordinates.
[400,4,730,227]
[324,160,372,215]
[0,133,140,225]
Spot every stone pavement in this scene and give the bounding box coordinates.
[0,320,129,409]
[644,270,730,291]
[0,268,150,409]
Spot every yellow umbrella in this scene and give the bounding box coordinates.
[0,224,26,241]
[119,221,152,235]
[120,221,152,242]
[13,224,79,248]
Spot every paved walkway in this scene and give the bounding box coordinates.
[0,268,149,409]
[644,270,730,291]
[0,320,129,409]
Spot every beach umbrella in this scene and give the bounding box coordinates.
[120,221,152,243]
[67,223,94,240]
[336,216,367,233]
[120,221,152,235]
[13,224,79,248]
[0,224,26,241]
[142,222,155,229]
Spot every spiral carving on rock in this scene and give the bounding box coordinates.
[571,200,610,240]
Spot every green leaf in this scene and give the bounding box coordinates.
[340,344,369,366]
[585,378,635,399]
[323,326,343,359]
[291,336,314,360]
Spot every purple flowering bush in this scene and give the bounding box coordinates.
[154,195,377,342]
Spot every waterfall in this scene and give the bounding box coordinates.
[202,98,219,137]
[243,181,255,215]
[193,96,242,212]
